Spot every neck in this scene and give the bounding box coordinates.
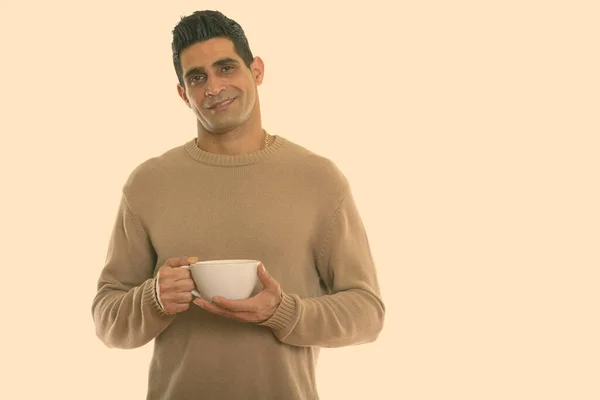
[195,114,268,156]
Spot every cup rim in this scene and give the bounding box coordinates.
[191,259,260,266]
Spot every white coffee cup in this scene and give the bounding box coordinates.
[181,259,260,300]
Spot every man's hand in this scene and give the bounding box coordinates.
[193,263,283,323]
[156,256,198,314]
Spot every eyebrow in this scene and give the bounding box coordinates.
[183,58,241,80]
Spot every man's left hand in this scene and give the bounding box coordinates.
[193,263,283,323]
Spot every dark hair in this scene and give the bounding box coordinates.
[171,10,254,87]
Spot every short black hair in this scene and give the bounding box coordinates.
[171,10,254,87]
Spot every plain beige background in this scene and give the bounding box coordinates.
[1,0,599,399]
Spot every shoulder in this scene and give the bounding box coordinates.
[281,137,348,181]
[277,136,351,203]
[122,143,188,195]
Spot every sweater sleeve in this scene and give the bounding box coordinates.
[91,194,176,349]
[259,189,386,348]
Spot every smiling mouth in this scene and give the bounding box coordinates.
[208,98,236,110]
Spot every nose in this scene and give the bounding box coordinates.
[204,76,226,97]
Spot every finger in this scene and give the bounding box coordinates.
[175,291,194,304]
[163,302,190,314]
[158,278,195,294]
[194,298,251,322]
[161,264,194,282]
[212,294,261,313]
[162,291,193,304]
[194,297,231,315]
[175,278,196,292]
[169,267,192,281]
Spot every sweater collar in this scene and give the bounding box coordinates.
[183,135,286,167]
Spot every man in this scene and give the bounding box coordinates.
[92,10,385,400]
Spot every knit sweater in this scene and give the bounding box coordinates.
[91,134,385,400]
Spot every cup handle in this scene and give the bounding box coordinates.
[180,265,202,297]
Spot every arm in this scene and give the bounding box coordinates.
[259,189,386,348]
[91,195,176,349]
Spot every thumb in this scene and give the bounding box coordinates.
[258,263,276,289]
[166,256,199,268]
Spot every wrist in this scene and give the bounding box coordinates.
[256,289,285,324]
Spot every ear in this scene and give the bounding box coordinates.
[250,56,265,86]
[177,83,191,108]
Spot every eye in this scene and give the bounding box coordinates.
[189,75,205,85]
[221,65,234,72]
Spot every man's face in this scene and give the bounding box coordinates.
[177,37,263,134]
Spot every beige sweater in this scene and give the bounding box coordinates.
[91,135,385,400]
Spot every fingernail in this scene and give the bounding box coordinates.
[188,257,199,263]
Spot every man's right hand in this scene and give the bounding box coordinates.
[156,256,198,314]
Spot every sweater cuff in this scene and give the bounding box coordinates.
[144,278,175,317]
[154,275,168,312]
[258,293,297,335]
